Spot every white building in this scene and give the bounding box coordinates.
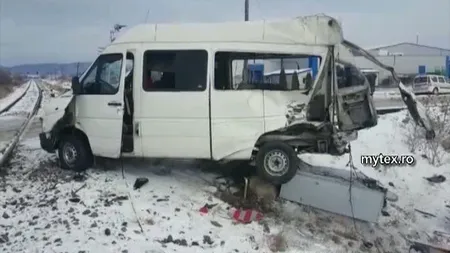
[352,42,450,83]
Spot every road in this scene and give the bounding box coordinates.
[373,88,450,111]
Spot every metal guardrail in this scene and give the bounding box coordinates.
[0,81,43,167]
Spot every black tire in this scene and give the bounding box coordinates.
[432,88,439,95]
[255,141,299,185]
[58,134,93,172]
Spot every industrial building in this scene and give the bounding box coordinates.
[352,42,450,85]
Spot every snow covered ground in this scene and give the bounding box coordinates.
[42,79,71,90]
[1,102,450,252]
[373,88,401,99]
[0,82,31,113]
[1,81,40,118]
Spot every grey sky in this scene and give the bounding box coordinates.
[0,0,449,66]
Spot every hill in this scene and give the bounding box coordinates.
[8,62,91,77]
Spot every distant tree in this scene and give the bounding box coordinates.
[0,68,13,85]
[12,73,24,85]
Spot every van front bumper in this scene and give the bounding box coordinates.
[39,132,56,153]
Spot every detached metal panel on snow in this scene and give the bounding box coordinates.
[280,162,386,223]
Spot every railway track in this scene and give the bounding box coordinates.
[0,80,43,167]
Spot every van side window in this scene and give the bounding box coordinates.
[438,77,445,83]
[80,53,123,95]
[431,76,438,82]
[214,52,318,91]
[142,50,207,91]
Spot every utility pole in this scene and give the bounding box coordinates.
[76,62,80,77]
[245,0,249,21]
[241,0,249,86]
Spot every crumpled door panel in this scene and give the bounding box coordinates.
[342,40,435,140]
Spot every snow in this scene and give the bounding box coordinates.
[0,81,40,161]
[0,81,31,113]
[1,108,450,252]
[41,79,71,91]
[1,81,40,118]
[372,88,401,99]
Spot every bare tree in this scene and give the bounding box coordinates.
[405,95,450,166]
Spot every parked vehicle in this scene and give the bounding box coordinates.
[412,74,450,95]
[39,15,434,185]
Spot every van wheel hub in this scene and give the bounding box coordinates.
[264,150,289,176]
[62,143,78,164]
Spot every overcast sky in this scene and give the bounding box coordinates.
[0,0,449,66]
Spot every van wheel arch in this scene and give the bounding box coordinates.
[432,87,439,95]
[56,127,94,171]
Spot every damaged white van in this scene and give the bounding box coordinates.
[39,15,435,185]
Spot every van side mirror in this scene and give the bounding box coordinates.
[71,76,81,94]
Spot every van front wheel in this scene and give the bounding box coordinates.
[255,142,299,185]
[58,135,92,172]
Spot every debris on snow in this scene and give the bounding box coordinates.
[1,110,450,252]
[424,174,446,183]
[133,177,149,190]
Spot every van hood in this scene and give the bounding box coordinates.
[42,90,73,116]
[40,90,74,133]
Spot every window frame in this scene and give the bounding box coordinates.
[213,51,321,91]
[438,76,445,83]
[79,53,123,95]
[431,76,438,83]
[141,49,209,92]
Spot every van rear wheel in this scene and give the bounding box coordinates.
[58,135,93,172]
[255,141,299,185]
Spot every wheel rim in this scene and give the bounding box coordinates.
[62,143,78,165]
[433,89,438,95]
[263,150,289,176]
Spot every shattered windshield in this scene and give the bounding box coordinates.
[336,61,367,89]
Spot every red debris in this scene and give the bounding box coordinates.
[229,208,263,223]
[199,203,217,215]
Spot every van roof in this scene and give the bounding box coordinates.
[112,15,343,46]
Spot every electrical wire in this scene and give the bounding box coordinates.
[347,143,383,253]
[120,157,145,235]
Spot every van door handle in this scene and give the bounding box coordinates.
[135,122,140,136]
[107,101,122,107]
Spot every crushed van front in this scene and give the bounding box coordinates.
[342,40,435,139]
[39,91,74,152]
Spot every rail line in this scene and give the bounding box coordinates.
[0,80,43,167]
